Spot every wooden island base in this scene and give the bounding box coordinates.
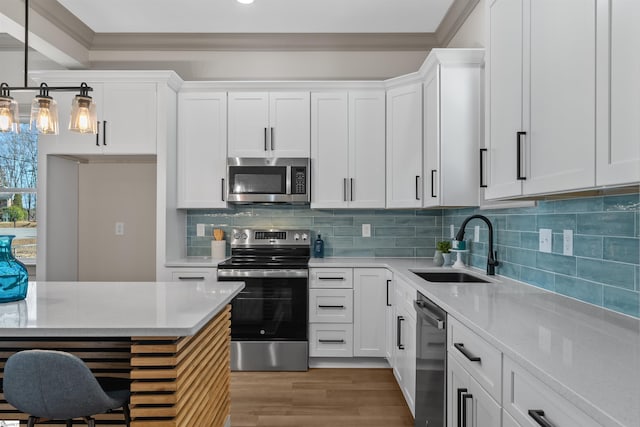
[0,306,231,427]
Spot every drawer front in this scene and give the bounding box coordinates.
[448,316,502,402]
[309,289,353,323]
[310,268,353,289]
[309,323,353,357]
[503,356,601,427]
[171,270,215,282]
[394,276,417,313]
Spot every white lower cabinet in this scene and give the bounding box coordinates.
[502,409,521,427]
[309,323,353,357]
[448,355,502,427]
[168,268,216,283]
[353,268,391,357]
[309,289,353,323]
[502,356,601,427]
[391,275,417,417]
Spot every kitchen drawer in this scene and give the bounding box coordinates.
[310,268,353,289]
[309,323,353,357]
[309,289,353,323]
[503,356,601,427]
[448,316,502,403]
[170,270,216,282]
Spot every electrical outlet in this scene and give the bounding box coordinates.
[539,228,552,253]
[450,224,455,238]
[474,225,480,242]
[196,224,205,237]
[115,222,125,236]
[563,229,573,256]
[362,224,371,237]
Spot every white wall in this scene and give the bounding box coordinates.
[78,162,156,281]
[447,0,486,48]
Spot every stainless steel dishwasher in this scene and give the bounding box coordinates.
[414,292,447,427]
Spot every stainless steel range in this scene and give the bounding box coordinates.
[217,228,310,371]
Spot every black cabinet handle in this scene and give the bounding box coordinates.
[386,279,391,307]
[350,178,354,201]
[177,276,205,280]
[457,388,468,427]
[480,148,487,188]
[431,169,437,197]
[343,178,347,202]
[462,393,473,427]
[95,120,101,146]
[318,277,345,281]
[517,131,526,180]
[397,316,404,350]
[102,120,107,146]
[415,176,420,200]
[454,343,481,362]
[528,410,556,427]
[264,127,268,151]
[318,305,345,309]
[221,178,225,201]
[319,339,345,344]
[270,127,275,151]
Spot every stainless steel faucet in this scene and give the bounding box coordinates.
[455,214,499,275]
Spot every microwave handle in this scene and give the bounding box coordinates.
[286,165,292,195]
[221,178,225,202]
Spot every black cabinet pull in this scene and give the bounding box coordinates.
[462,393,473,427]
[396,316,404,350]
[454,343,481,362]
[457,388,468,427]
[343,178,347,202]
[528,410,556,427]
[318,339,345,344]
[221,178,225,201]
[517,131,526,180]
[431,169,437,197]
[95,120,101,146]
[318,277,344,281]
[415,176,420,200]
[102,120,107,146]
[318,305,345,309]
[350,178,354,201]
[480,148,487,188]
[177,276,205,280]
[264,127,268,151]
[386,279,391,307]
[270,127,275,151]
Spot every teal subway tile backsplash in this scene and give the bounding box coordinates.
[185,193,639,318]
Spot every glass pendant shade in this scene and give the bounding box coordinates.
[0,95,20,133]
[69,94,97,133]
[30,95,59,135]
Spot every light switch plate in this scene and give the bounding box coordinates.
[196,224,205,237]
[362,224,371,237]
[563,229,573,256]
[115,222,125,236]
[539,228,552,253]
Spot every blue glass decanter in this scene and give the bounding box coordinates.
[0,235,29,303]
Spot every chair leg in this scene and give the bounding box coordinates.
[66,420,72,427]
[27,416,36,427]
[84,416,95,427]
[123,402,131,426]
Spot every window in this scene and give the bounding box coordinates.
[0,124,37,261]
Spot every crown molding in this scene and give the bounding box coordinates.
[90,33,441,52]
[435,0,481,46]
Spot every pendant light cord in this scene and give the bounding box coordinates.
[24,0,29,87]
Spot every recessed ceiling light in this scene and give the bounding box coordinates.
[237,0,254,4]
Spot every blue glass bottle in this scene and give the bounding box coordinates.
[313,234,325,258]
[0,235,28,303]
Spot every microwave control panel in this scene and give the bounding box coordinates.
[292,167,307,194]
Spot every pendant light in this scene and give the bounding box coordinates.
[0,0,96,136]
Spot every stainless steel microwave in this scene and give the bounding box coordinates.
[226,157,310,204]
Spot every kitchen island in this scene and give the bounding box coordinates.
[0,280,244,427]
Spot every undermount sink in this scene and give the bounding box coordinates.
[412,271,490,283]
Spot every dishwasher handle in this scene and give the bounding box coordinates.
[414,300,445,329]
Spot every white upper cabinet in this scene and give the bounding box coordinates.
[386,83,423,208]
[36,79,158,155]
[596,0,640,186]
[422,49,483,207]
[177,91,227,209]
[228,92,310,158]
[311,91,386,209]
[485,0,597,199]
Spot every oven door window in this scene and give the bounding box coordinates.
[229,166,287,194]
[230,278,307,341]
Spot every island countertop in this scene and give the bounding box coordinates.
[0,280,244,337]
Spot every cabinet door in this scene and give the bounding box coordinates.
[386,83,423,208]
[423,68,441,207]
[269,92,310,157]
[393,279,417,417]
[596,0,640,185]
[523,0,596,194]
[101,82,157,154]
[353,268,389,357]
[385,276,394,361]
[228,92,269,157]
[348,91,386,208]
[177,92,227,208]
[485,0,525,200]
[310,92,349,208]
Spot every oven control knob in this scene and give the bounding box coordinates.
[302,233,308,241]
[294,233,300,241]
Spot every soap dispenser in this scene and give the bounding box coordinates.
[313,234,325,258]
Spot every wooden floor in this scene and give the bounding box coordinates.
[230,368,414,427]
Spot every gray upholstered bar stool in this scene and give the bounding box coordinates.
[3,350,130,427]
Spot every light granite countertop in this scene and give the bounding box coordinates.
[0,281,244,337]
[310,257,640,427]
